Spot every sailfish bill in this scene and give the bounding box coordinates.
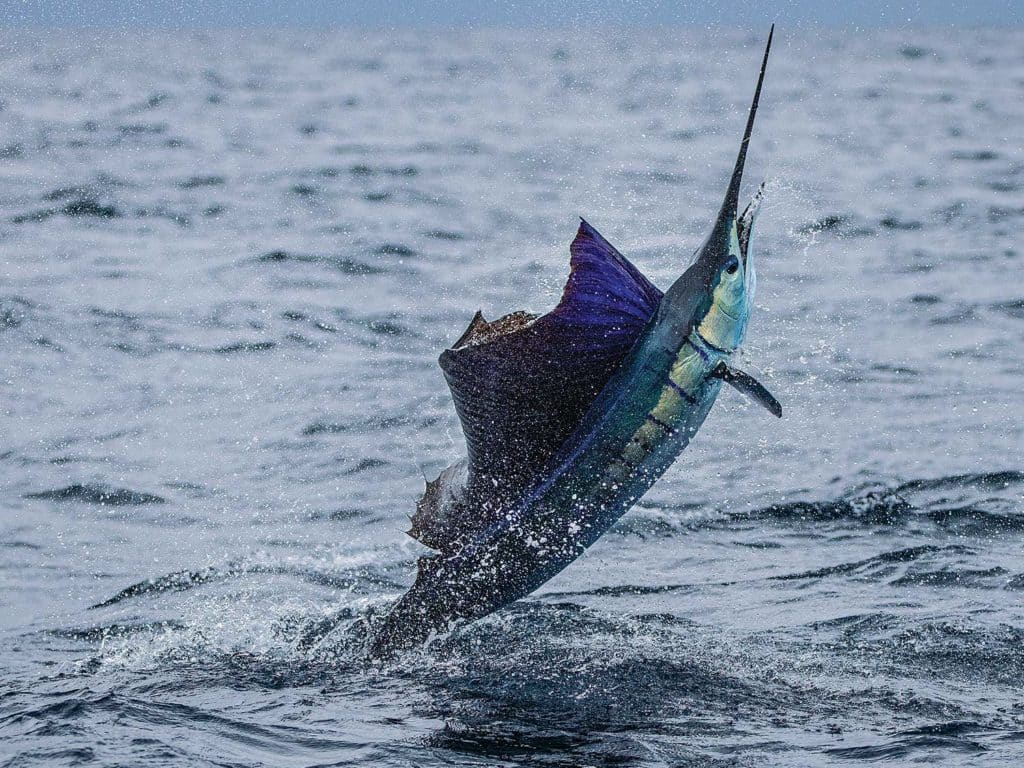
[722,24,774,225]
[366,27,781,658]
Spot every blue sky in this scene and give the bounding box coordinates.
[8,0,1024,27]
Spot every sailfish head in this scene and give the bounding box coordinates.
[662,26,773,354]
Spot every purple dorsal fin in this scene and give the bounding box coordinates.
[555,218,663,328]
[411,221,662,553]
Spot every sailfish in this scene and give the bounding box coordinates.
[368,28,780,658]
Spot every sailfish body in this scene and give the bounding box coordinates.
[368,29,780,658]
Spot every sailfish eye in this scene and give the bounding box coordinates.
[725,256,740,275]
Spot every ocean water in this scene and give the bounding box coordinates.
[1,26,1023,767]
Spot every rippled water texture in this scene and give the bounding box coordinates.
[2,27,1023,767]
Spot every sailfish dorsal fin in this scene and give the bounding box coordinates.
[411,220,662,552]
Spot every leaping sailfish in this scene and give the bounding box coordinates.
[368,27,781,658]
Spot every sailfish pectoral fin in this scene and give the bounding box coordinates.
[712,362,782,418]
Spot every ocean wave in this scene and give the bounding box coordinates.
[24,484,166,506]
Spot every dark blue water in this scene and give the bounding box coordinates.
[2,27,1023,767]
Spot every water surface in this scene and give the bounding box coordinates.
[2,27,1023,767]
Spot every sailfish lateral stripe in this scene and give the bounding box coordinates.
[684,334,711,363]
[666,378,698,405]
[645,414,677,435]
[693,329,732,355]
